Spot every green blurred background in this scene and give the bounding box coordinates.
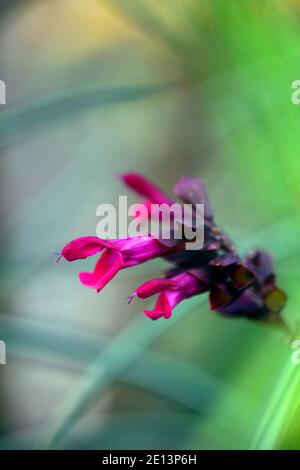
[0,0,300,450]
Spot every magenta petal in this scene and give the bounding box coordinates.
[115,235,168,262]
[144,292,174,320]
[144,290,182,320]
[61,236,106,261]
[142,272,202,319]
[79,249,124,292]
[172,272,201,293]
[121,172,173,205]
[136,278,176,299]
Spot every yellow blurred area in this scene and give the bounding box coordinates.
[14,0,153,60]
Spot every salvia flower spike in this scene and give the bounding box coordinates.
[60,172,287,324]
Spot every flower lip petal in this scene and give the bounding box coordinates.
[144,291,176,320]
[79,249,123,292]
[141,272,203,320]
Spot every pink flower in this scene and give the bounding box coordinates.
[121,172,173,206]
[61,236,106,261]
[61,235,169,293]
[132,273,205,320]
[79,249,124,292]
[120,172,174,219]
[59,173,287,323]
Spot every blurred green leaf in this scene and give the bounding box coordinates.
[250,361,300,449]
[0,313,255,417]
[0,81,179,144]
[47,296,205,447]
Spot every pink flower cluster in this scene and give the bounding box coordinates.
[60,173,287,321]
